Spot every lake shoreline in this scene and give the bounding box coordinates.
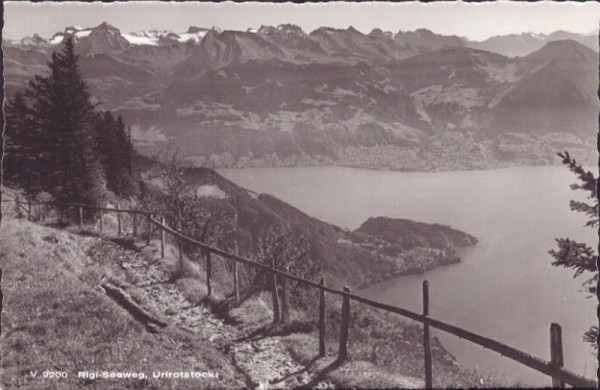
[355,256,462,291]
[213,159,569,174]
[218,165,597,385]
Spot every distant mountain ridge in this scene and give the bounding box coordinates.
[9,23,596,57]
[470,30,598,57]
[3,23,597,171]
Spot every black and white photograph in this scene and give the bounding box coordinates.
[1,1,598,388]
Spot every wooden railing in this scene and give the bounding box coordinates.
[7,195,597,389]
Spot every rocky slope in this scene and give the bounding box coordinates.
[3,23,597,170]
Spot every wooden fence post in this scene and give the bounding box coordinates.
[116,203,121,235]
[133,213,137,236]
[423,280,433,389]
[233,261,240,302]
[319,276,326,357]
[281,273,290,324]
[161,216,165,259]
[146,213,151,245]
[233,235,239,302]
[57,205,61,224]
[271,258,280,323]
[27,200,32,221]
[78,206,83,228]
[550,323,565,388]
[338,285,351,361]
[206,251,212,296]
[15,197,21,218]
[178,240,184,278]
[99,209,103,231]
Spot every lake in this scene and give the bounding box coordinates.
[217,165,597,386]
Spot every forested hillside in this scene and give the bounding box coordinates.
[3,37,136,207]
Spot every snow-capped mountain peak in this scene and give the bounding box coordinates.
[177,29,209,43]
[18,33,49,46]
[122,27,211,46]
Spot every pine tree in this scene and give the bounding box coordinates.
[92,111,135,197]
[5,36,141,205]
[94,111,117,185]
[126,123,135,175]
[3,92,41,194]
[25,36,106,205]
[114,115,136,196]
[549,151,598,349]
[92,112,109,166]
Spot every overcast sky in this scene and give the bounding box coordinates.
[4,1,600,42]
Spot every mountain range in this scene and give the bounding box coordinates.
[3,23,598,170]
[471,30,598,57]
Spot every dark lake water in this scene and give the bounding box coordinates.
[218,165,597,386]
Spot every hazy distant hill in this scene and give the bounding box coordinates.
[469,30,598,57]
[491,40,598,136]
[3,23,597,170]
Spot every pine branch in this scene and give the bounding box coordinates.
[549,238,597,276]
[557,151,597,197]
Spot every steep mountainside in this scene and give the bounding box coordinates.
[0,186,490,389]
[177,166,477,288]
[3,23,597,170]
[490,40,598,136]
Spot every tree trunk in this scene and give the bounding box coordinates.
[271,257,280,323]
[280,273,290,324]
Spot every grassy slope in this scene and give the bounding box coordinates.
[0,207,244,389]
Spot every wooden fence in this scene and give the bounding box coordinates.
[7,195,597,388]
